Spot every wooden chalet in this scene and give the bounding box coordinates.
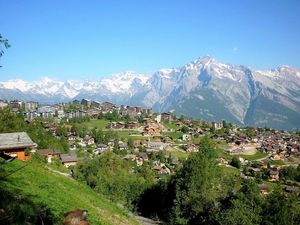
[0,132,36,160]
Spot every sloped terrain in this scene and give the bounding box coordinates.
[0,159,139,225]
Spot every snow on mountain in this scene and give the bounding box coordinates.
[99,71,149,94]
[0,72,150,101]
[0,56,299,130]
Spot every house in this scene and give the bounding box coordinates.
[0,132,36,160]
[146,141,165,152]
[184,144,198,152]
[101,102,116,111]
[0,100,8,109]
[9,100,23,111]
[142,127,161,136]
[142,108,152,116]
[68,133,77,141]
[96,144,109,154]
[126,121,139,129]
[259,184,270,195]
[285,186,300,193]
[137,152,149,161]
[124,154,136,161]
[36,149,61,163]
[182,134,191,141]
[212,121,223,130]
[83,135,94,145]
[24,101,38,112]
[91,101,101,108]
[269,170,279,181]
[119,143,128,151]
[81,99,91,107]
[60,154,79,167]
[160,112,173,123]
[107,122,125,129]
[37,106,55,118]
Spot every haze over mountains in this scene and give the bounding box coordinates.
[1,56,300,130]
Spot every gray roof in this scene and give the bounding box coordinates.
[60,154,78,163]
[0,132,36,150]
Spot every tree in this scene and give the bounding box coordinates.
[181,126,189,134]
[262,186,300,225]
[0,33,10,67]
[0,107,26,133]
[170,143,221,224]
[76,152,152,209]
[230,156,241,169]
[217,180,263,225]
[198,135,217,159]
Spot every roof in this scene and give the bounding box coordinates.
[36,149,61,156]
[60,154,78,163]
[0,132,36,150]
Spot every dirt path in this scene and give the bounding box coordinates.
[45,166,72,178]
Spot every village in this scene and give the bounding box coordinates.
[1,98,300,194]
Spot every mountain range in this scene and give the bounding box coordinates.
[1,56,300,130]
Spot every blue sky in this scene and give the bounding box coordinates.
[0,0,299,81]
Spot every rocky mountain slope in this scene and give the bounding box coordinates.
[1,56,300,130]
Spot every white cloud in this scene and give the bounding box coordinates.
[233,47,239,52]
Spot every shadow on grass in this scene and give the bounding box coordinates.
[0,167,55,225]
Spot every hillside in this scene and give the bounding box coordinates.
[0,159,140,225]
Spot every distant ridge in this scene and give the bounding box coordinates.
[1,56,300,130]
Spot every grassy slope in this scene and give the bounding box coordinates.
[1,160,139,225]
[237,151,268,161]
[83,119,110,129]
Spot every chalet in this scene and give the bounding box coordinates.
[91,101,101,108]
[36,149,61,163]
[96,144,109,154]
[68,133,77,141]
[142,108,152,116]
[126,121,139,129]
[83,135,94,145]
[171,157,180,166]
[250,167,261,175]
[0,132,36,160]
[37,106,55,118]
[269,170,279,182]
[81,99,91,107]
[119,143,128,151]
[182,134,191,141]
[9,100,23,111]
[143,118,156,126]
[87,109,102,119]
[259,184,270,195]
[107,121,125,129]
[60,153,80,167]
[124,154,136,161]
[153,163,171,176]
[285,186,300,193]
[101,102,116,111]
[137,152,149,161]
[146,141,165,152]
[184,144,198,152]
[160,112,173,123]
[142,126,161,136]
